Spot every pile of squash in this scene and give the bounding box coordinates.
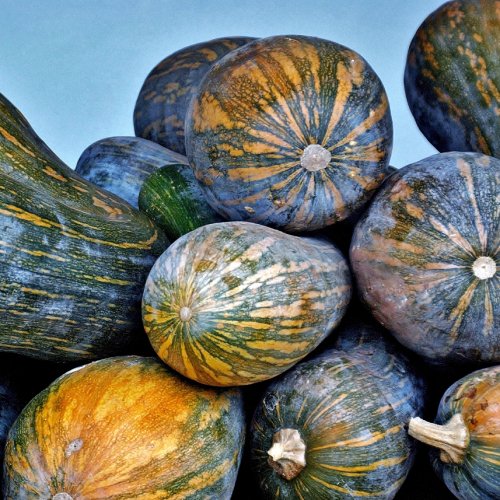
[1,1,498,499]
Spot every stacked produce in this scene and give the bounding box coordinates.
[0,1,498,499]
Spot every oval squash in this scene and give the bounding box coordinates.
[185,34,393,232]
[142,221,351,386]
[351,152,499,364]
[0,94,168,362]
[2,356,245,499]
[409,365,500,500]
[405,0,500,157]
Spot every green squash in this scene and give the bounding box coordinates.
[405,0,500,157]
[409,366,500,500]
[185,35,393,232]
[0,94,168,362]
[142,221,351,386]
[3,356,245,499]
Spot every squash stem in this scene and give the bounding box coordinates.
[267,428,306,480]
[408,414,469,464]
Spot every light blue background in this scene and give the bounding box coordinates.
[0,0,444,169]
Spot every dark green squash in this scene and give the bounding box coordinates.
[134,36,255,155]
[351,152,499,364]
[409,366,500,500]
[138,163,224,241]
[185,35,393,232]
[0,94,168,362]
[75,136,187,208]
[405,0,500,157]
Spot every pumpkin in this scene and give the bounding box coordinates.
[75,136,187,208]
[138,163,224,241]
[350,152,499,364]
[2,356,245,499]
[185,34,393,232]
[142,221,351,386]
[0,93,168,362]
[409,365,500,500]
[405,0,500,157]
[250,336,425,499]
[134,36,255,155]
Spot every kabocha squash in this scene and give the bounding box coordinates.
[250,341,424,499]
[3,356,245,499]
[185,35,393,232]
[138,163,224,241]
[75,136,187,208]
[142,221,351,386]
[134,36,255,155]
[351,152,499,364]
[405,0,500,157]
[0,94,168,362]
[409,366,500,500]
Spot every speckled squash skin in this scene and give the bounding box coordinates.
[134,36,255,155]
[2,356,245,499]
[351,152,499,364]
[250,340,425,499]
[138,163,224,241]
[142,221,351,386]
[405,0,500,157]
[75,136,187,208]
[0,94,168,362]
[185,35,393,232]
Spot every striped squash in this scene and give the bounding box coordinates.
[405,0,500,157]
[142,221,351,386]
[75,136,188,208]
[351,152,499,364]
[250,339,424,499]
[185,35,393,232]
[134,36,254,155]
[0,94,168,361]
[3,356,245,499]
[409,365,500,500]
[138,163,224,241]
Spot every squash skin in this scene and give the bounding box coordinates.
[2,356,245,499]
[138,163,224,241]
[0,94,168,362]
[185,35,393,232]
[405,0,500,157]
[142,221,351,386]
[75,136,188,208]
[351,152,499,364]
[134,36,255,155]
[250,341,424,499]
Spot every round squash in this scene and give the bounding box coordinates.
[134,36,254,155]
[250,340,425,499]
[75,136,187,208]
[138,163,224,241]
[142,221,351,386]
[405,0,500,157]
[351,152,499,364]
[185,35,393,232]
[409,365,500,500]
[2,356,245,499]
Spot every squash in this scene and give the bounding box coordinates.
[350,152,499,364]
[138,163,224,241]
[75,136,187,208]
[250,337,425,499]
[409,365,500,500]
[185,34,393,232]
[3,356,245,499]
[405,0,500,157]
[0,93,168,362]
[134,36,255,155]
[142,221,351,386]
